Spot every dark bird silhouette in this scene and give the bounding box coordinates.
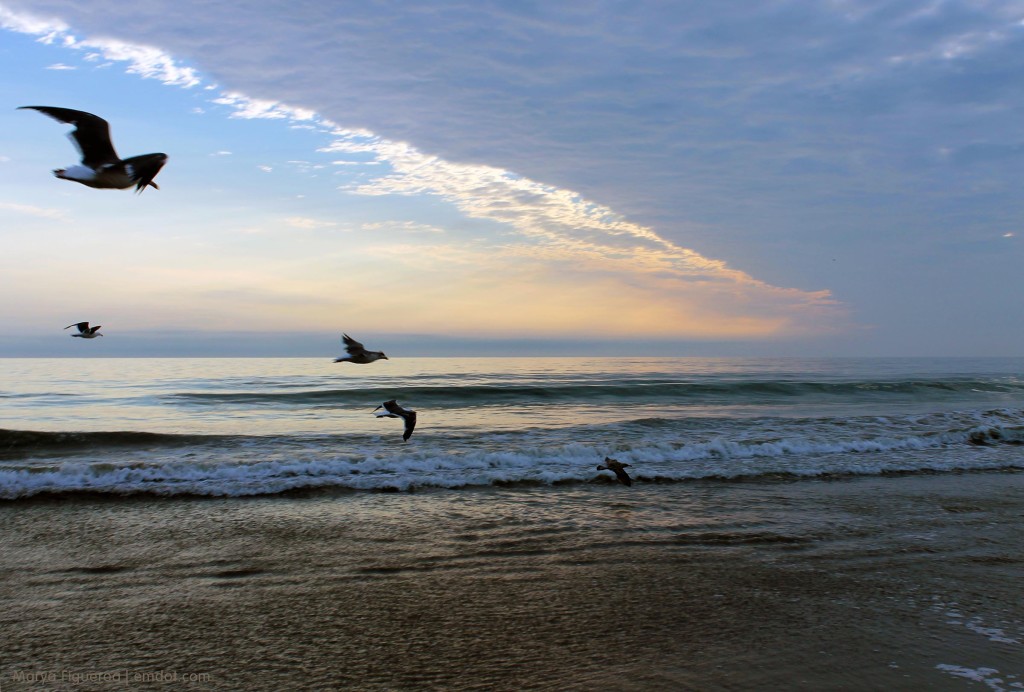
[596,457,632,486]
[19,106,167,193]
[334,334,388,364]
[374,400,417,441]
[64,322,103,339]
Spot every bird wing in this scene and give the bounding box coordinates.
[20,106,120,168]
[614,468,632,486]
[88,325,102,334]
[64,322,88,332]
[402,410,417,441]
[342,334,366,356]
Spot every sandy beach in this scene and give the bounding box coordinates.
[1,470,1021,691]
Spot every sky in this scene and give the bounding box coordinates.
[0,1,1021,357]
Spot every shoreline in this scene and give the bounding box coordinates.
[1,470,1021,690]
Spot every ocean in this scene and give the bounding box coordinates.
[1,356,1022,498]
[2,357,1022,690]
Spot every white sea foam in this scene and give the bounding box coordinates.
[936,665,1024,691]
[0,421,1020,499]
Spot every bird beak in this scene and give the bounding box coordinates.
[382,354,389,360]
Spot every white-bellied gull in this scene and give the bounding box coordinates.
[19,106,167,193]
[64,322,103,339]
[596,457,632,486]
[334,334,388,364]
[374,400,417,441]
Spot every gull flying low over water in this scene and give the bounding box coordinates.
[334,334,388,364]
[64,322,103,339]
[596,457,632,486]
[374,400,417,441]
[19,106,167,193]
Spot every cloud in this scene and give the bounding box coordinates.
[362,221,445,235]
[0,201,67,220]
[321,129,835,328]
[212,92,315,121]
[0,6,200,86]
[44,61,74,69]
[284,216,337,230]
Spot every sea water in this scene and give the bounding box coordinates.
[1,356,1022,498]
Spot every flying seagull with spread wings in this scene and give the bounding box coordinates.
[596,457,632,486]
[334,334,388,364]
[374,400,417,441]
[19,106,167,193]
[64,322,103,339]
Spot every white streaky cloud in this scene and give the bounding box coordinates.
[0,5,66,35]
[257,165,273,173]
[324,130,833,310]
[212,92,315,121]
[75,37,201,86]
[0,6,200,87]
[0,201,67,220]
[284,216,337,230]
[45,62,74,69]
[286,160,327,174]
[362,221,445,235]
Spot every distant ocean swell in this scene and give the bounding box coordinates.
[165,378,1024,407]
[2,415,1021,499]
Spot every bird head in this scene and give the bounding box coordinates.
[381,353,389,360]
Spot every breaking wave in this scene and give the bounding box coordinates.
[2,417,1021,499]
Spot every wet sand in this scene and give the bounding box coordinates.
[0,471,1021,690]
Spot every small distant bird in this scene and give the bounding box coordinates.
[334,334,388,364]
[19,106,167,193]
[374,400,417,441]
[64,322,103,339]
[596,457,632,486]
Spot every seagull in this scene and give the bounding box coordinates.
[64,322,103,339]
[373,400,417,441]
[334,334,388,364]
[596,457,632,486]
[19,106,167,193]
